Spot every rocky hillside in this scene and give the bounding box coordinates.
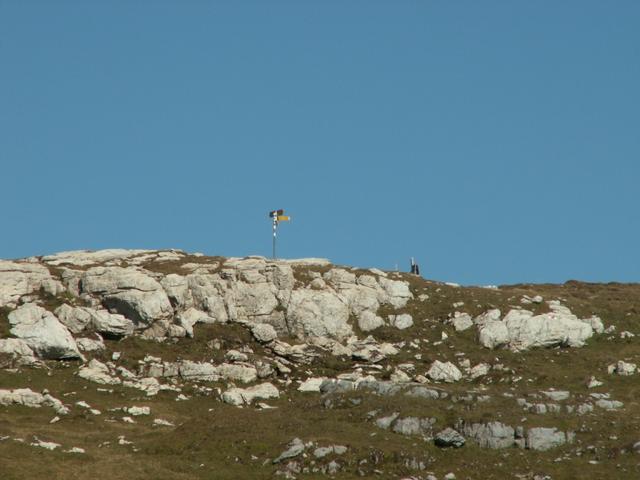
[1,249,639,479]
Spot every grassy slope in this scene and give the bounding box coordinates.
[1,274,640,479]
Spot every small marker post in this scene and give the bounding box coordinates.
[269,209,291,259]
[272,215,277,259]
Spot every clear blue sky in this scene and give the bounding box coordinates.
[1,1,638,285]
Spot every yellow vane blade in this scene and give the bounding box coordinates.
[277,216,291,221]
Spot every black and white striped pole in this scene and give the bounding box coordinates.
[269,209,290,259]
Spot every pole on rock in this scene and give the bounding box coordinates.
[268,209,291,259]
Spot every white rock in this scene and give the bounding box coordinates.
[215,363,258,384]
[478,321,510,349]
[0,338,37,364]
[9,304,81,359]
[80,267,172,327]
[375,412,400,430]
[586,376,603,388]
[508,311,593,349]
[55,304,134,337]
[178,360,218,381]
[390,369,411,383]
[357,311,385,332]
[273,437,305,463]
[234,282,281,322]
[89,310,135,337]
[42,249,151,267]
[0,261,62,307]
[541,390,570,401]
[474,309,501,327]
[54,304,92,334]
[160,274,192,309]
[286,290,352,340]
[378,277,413,308]
[611,360,637,376]
[526,427,566,451]
[77,359,121,385]
[225,349,248,362]
[251,323,278,343]
[125,406,150,416]
[595,399,624,410]
[187,276,229,322]
[298,377,326,392]
[0,388,68,415]
[462,421,515,449]
[582,316,605,334]
[31,438,61,450]
[323,268,356,288]
[65,447,85,454]
[389,313,413,330]
[153,418,174,427]
[427,360,462,383]
[469,363,491,380]
[368,268,387,277]
[480,308,596,351]
[76,336,105,352]
[451,313,473,332]
[222,382,280,406]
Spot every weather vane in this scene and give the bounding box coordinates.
[268,209,291,259]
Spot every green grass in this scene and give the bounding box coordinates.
[0,307,11,338]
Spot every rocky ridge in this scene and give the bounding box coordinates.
[1,249,639,479]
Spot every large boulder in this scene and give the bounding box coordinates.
[478,320,510,349]
[80,267,173,327]
[0,338,37,364]
[222,382,280,406]
[8,304,81,359]
[160,274,192,309]
[102,290,172,328]
[232,281,279,319]
[186,274,229,322]
[88,309,135,337]
[0,261,63,307]
[54,304,92,334]
[322,270,390,334]
[478,308,595,351]
[505,311,593,350]
[357,311,385,332]
[81,266,160,293]
[54,304,134,337]
[0,388,69,415]
[286,290,352,340]
[377,277,413,308]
